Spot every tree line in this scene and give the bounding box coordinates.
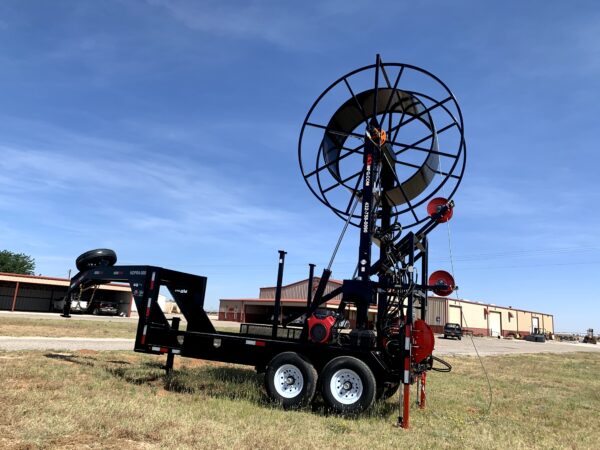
[0,250,36,275]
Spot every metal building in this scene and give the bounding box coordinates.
[220,278,554,337]
[429,297,554,337]
[0,272,133,316]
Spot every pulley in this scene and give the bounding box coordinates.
[428,270,456,296]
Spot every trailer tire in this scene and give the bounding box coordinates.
[76,249,117,272]
[265,352,317,410]
[321,356,376,415]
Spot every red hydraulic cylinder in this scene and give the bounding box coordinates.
[419,372,427,409]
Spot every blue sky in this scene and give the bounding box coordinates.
[1,0,599,332]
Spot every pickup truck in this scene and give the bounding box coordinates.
[443,323,462,340]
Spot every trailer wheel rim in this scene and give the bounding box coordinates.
[330,368,363,405]
[274,364,304,399]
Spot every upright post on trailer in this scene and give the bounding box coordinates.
[356,135,376,281]
[165,317,180,373]
[376,81,396,340]
[306,263,316,309]
[355,56,382,329]
[421,237,428,321]
[272,250,287,338]
[419,236,429,409]
[399,233,415,429]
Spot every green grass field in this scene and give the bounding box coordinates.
[0,351,598,449]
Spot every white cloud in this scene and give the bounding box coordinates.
[0,118,305,261]
[146,0,293,47]
[144,0,368,51]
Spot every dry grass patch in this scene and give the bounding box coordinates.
[0,316,239,339]
[0,351,598,449]
[0,316,138,339]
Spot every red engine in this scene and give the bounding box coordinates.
[307,314,337,343]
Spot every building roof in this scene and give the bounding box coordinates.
[259,277,343,290]
[221,294,553,317]
[440,295,553,317]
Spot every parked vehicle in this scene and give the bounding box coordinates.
[53,296,88,313]
[525,328,547,342]
[88,300,119,316]
[443,323,462,340]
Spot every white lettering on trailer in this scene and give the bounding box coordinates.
[245,340,256,346]
[151,346,161,352]
[129,270,147,276]
[362,202,370,233]
[404,370,410,384]
[172,349,181,354]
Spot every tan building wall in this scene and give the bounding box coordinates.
[437,298,553,337]
[513,311,553,335]
[543,314,554,333]
[517,310,530,334]
[457,300,487,331]
[502,308,519,333]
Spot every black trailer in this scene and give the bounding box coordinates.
[63,202,456,424]
[62,55,466,428]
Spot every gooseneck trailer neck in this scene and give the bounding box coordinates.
[63,54,466,428]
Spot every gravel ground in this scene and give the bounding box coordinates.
[433,335,600,356]
[1,333,599,355]
[0,336,134,351]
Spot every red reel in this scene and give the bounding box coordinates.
[427,197,453,223]
[428,270,455,296]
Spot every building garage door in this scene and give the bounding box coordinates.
[489,311,501,337]
[531,316,540,334]
[448,305,462,325]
